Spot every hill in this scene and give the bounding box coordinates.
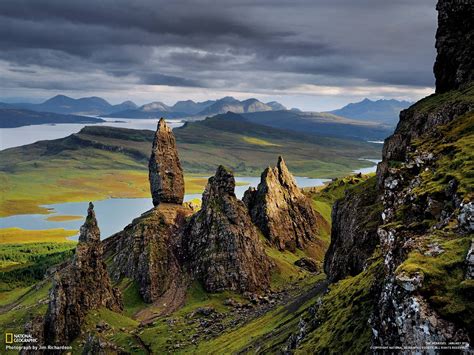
[242,110,392,140]
[328,98,413,126]
[0,108,104,128]
[2,95,137,116]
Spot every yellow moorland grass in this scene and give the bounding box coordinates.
[46,215,83,222]
[242,136,281,147]
[0,227,78,244]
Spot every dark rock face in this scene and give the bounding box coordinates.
[294,257,320,273]
[434,0,474,93]
[243,156,320,251]
[324,177,382,282]
[149,118,185,205]
[104,203,193,304]
[44,203,122,345]
[184,165,271,293]
[377,99,474,187]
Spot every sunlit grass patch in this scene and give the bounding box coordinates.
[242,136,281,147]
[0,227,78,244]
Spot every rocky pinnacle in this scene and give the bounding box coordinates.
[43,203,122,345]
[243,156,320,251]
[185,165,271,293]
[149,118,185,206]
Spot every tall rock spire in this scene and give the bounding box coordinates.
[149,118,185,206]
[434,0,474,93]
[43,203,122,345]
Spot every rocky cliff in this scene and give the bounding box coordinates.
[324,176,382,282]
[184,165,272,293]
[243,156,321,251]
[434,0,474,93]
[149,118,185,205]
[306,0,474,351]
[43,203,122,345]
[104,203,193,304]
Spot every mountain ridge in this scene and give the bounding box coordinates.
[328,98,413,126]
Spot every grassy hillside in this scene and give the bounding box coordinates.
[0,114,380,217]
[241,110,392,140]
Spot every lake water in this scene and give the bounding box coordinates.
[0,176,329,240]
[0,118,184,150]
[353,158,380,175]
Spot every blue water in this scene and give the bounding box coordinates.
[0,176,329,240]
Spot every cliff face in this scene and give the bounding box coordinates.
[319,0,474,350]
[149,118,185,205]
[244,156,321,251]
[371,0,474,347]
[324,177,382,282]
[104,204,193,303]
[184,165,272,293]
[434,0,474,93]
[44,203,122,344]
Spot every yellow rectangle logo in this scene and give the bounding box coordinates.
[5,333,13,344]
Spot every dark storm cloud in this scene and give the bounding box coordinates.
[139,73,201,87]
[0,0,437,97]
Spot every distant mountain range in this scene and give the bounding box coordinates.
[0,95,288,119]
[0,94,406,133]
[105,96,288,118]
[328,98,413,126]
[0,108,104,128]
[1,95,138,116]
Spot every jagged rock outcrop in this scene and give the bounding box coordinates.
[243,156,320,251]
[324,177,382,282]
[104,203,193,304]
[184,165,271,293]
[434,0,474,93]
[149,118,185,205]
[44,203,122,345]
[369,1,474,348]
[307,1,474,351]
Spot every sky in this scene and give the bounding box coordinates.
[0,0,438,111]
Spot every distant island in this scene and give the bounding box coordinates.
[0,108,105,128]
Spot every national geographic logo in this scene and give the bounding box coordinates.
[4,332,37,344]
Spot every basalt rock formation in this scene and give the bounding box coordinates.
[149,118,185,205]
[434,0,474,93]
[43,203,122,345]
[243,156,320,251]
[104,204,193,304]
[184,165,271,293]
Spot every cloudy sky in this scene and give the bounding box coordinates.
[0,0,438,111]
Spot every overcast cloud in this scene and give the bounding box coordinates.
[0,0,437,110]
